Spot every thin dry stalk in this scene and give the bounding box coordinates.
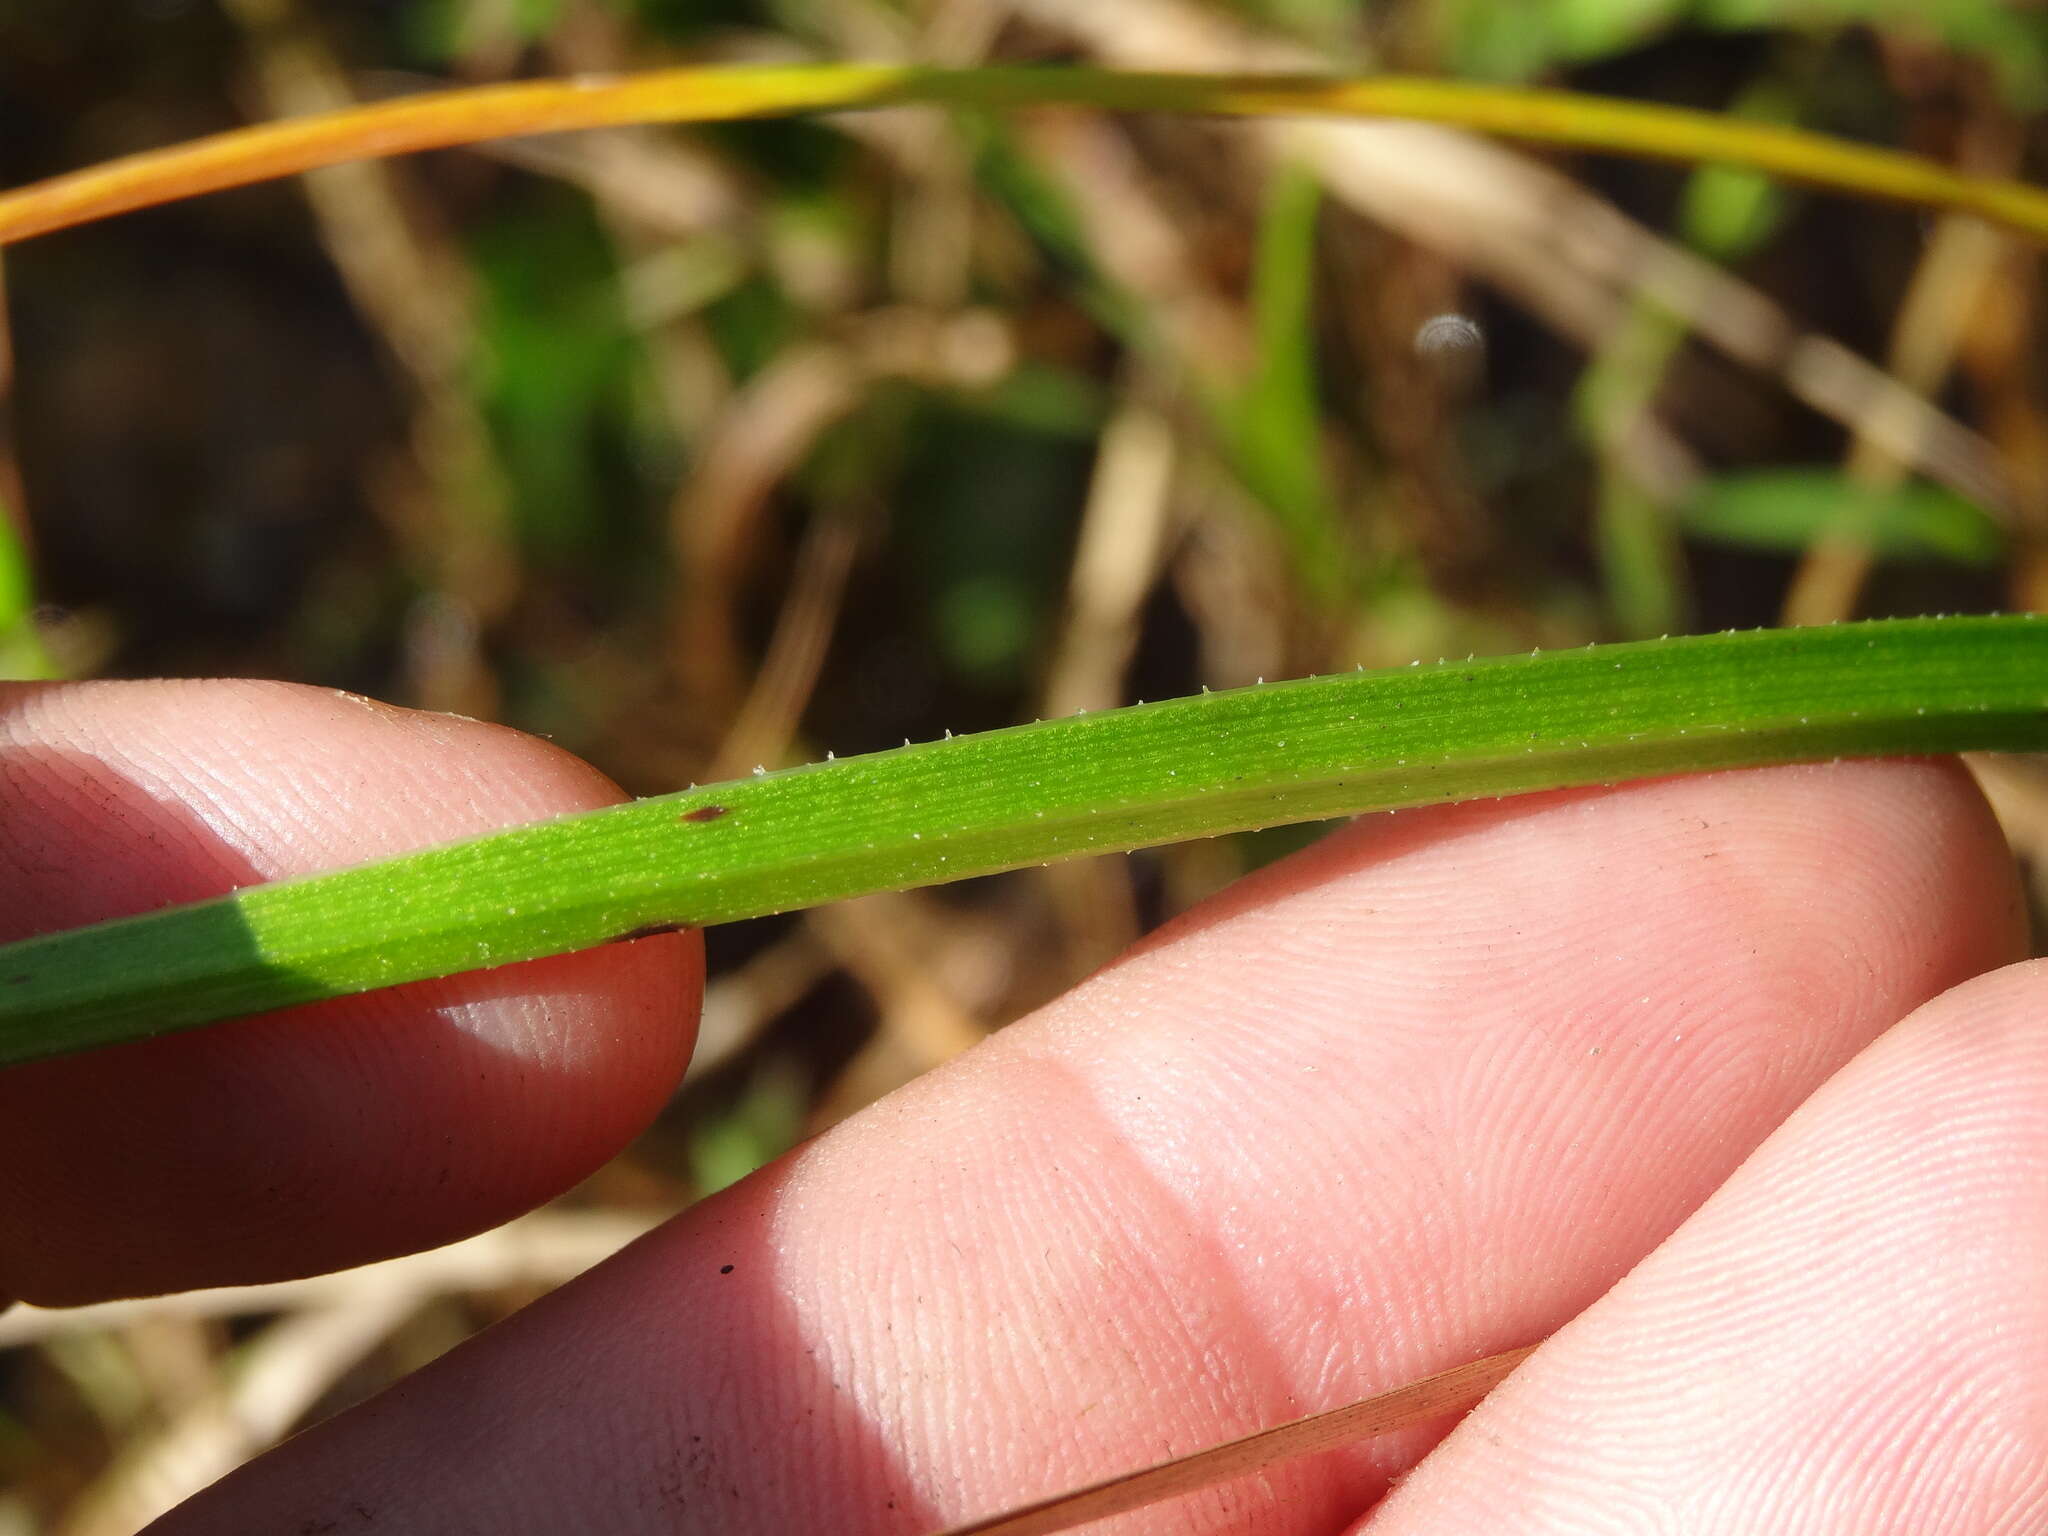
[477,129,742,239]
[931,1342,1538,1536]
[807,892,1001,1124]
[1043,403,1179,720]
[115,1316,218,1422]
[685,928,836,1083]
[1784,106,2021,625]
[669,343,865,727]
[31,1217,660,1535]
[708,507,863,781]
[1952,235,2048,612]
[1782,210,2010,625]
[1024,112,1253,380]
[921,0,1008,68]
[671,308,1014,736]
[54,1290,417,1536]
[884,0,1003,307]
[1967,752,2048,921]
[0,1212,659,1347]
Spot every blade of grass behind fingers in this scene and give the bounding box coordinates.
[0,616,2044,1068]
[928,1343,1538,1536]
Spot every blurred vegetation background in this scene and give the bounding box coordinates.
[3,0,2048,1528]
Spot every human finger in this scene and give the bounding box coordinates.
[0,679,700,1304]
[148,759,2021,1532]
[1363,958,2048,1535]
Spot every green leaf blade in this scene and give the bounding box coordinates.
[1683,470,2005,565]
[2,616,2045,1067]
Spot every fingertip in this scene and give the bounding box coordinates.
[1370,956,2048,1536]
[0,679,702,1302]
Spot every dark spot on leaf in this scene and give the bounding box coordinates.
[7,975,26,985]
[720,1263,735,1274]
[683,804,730,823]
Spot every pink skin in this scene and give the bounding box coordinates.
[0,681,699,1303]
[2,681,2042,1532]
[1362,960,2048,1535]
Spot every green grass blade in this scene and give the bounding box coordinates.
[2,616,2045,1067]
[1218,160,1354,606]
[0,494,53,681]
